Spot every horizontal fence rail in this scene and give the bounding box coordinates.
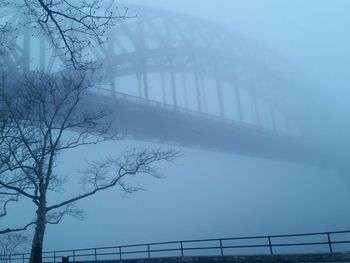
[2,230,350,263]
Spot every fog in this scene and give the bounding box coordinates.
[2,0,350,255]
[129,0,350,98]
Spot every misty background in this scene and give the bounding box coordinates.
[3,0,350,252]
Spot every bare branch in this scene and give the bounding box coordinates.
[20,0,134,68]
[0,232,29,262]
[46,203,84,224]
[47,148,181,211]
[0,222,35,235]
[0,194,19,218]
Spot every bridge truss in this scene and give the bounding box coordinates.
[1,4,338,168]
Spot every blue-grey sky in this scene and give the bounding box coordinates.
[126,0,350,109]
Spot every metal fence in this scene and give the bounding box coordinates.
[2,230,350,263]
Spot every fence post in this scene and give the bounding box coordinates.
[54,251,56,263]
[22,253,25,263]
[219,239,224,256]
[268,237,273,255]
[119,247,122,260]
[94,248,97,261]
[73,250,76,262]
[147,244,150,259]
[327,233,333,253]
[9,253,11,263]
[180,241,184,257]
[62,256,69,263]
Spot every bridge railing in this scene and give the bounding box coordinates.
[2,230,350,263]
[89,86,293,138]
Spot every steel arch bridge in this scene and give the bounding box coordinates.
[1,4,340,168]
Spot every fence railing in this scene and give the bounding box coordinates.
[2,230,350,263]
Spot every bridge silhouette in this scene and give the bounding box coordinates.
[1,4,342,168]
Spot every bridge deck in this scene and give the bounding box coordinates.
[83,89,340,169]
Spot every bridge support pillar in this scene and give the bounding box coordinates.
[160,72,167,104]
[267,89,277,131]
[200,76,208,113]
[216,78,225,118]
[251,80,261,128]
[233,80,243,123]
[192,55,202,113]
[23,28,31,72]
[108,66,117,98]
[137,73,143,98]
[169,59,177,107]
[194,72,202,113]
[182,73,189,110]
[39,36,46,71]
[110,77,116,98]
[142,62,149,101]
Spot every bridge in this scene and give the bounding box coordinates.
[0,4,343,168]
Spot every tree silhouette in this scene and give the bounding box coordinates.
[0,71,180,263]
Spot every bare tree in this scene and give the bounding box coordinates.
[0,71,180,263]
[2,0,132,68]
[0,233,28,263]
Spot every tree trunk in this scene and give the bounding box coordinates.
[30,203,46,263]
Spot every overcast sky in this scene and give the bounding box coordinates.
[125,0,350,110]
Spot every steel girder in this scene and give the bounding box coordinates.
[91,5,299,134]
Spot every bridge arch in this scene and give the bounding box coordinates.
[1,4,302,135]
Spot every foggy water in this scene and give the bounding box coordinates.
[48,140,350,250]
[6,137,350,251]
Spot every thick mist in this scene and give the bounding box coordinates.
[47,0,350,248]
[2,0,350,255]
